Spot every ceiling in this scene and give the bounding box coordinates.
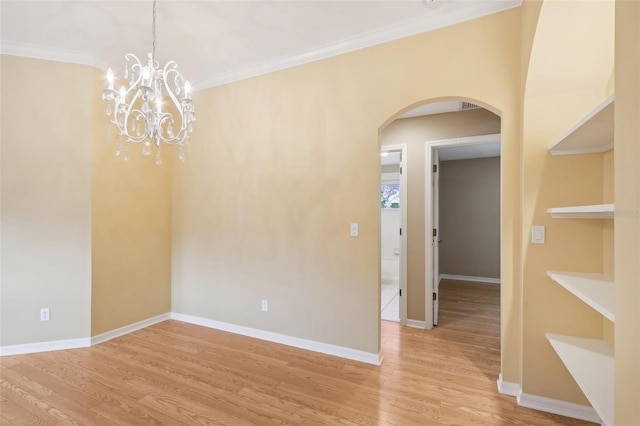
[438,142,500,161]
[0,0,520,91]
[382,142,500,167]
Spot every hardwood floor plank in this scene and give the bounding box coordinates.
[0,378,69,424]
[138,393,252,426]
[0,279,595,425]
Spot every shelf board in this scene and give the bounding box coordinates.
[546,334,614,426]
[548,96,614,155]
[547,203,614,219]
[547,271,614,322]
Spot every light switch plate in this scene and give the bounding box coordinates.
[350,223,359,237]
[531,225,545,244]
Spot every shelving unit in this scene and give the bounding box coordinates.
[547,204,614,219]
[547,271,614,322]
[546,96,615,426]
[546,334,614,426]
[548,96,614,155]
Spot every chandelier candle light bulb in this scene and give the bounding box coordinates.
[101,0,195,164]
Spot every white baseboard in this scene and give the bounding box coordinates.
[91,312,171,346]
[171,312,382,366]
[0,313,171,357]
[496,374,600,424]
[0,337,91,356]
[440,274,500,284]
[406,319,426,329]
[518,392,601,424]
[496,374,520,397]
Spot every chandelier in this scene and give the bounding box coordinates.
[102,0,195,165]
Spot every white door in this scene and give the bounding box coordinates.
[432,149,441,325]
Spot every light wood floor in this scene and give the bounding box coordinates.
[1,280,594,425]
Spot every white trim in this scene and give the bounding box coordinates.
[0,41,108,70]
[381,144,408,327]
[1,2,521,91]
[0,337,90,356]
[517,392,601,424]
[91,313,171,346]
[440,274,500,284]
[192,1,521,90]
[406,319,427,329]
[497,375,601,423]
[425,133,502,329]
[1,312,383,366]
[171,312,382,366]
[549,144,614,156]
[496,374,520,397]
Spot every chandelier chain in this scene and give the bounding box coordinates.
[152,0,157,61]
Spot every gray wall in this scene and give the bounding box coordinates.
[439,157,500,280]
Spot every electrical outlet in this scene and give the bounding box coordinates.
[40,308,50,322]
[261,299,268,312]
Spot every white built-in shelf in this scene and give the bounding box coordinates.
[546,334,614,426]
[547,203,614,219]
[547,271,614,322]
[548,96,614,155]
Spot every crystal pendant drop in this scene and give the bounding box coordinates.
[155,150,162,166]
[143,141,152,156]
[179,146,186,162]
[188,123,193,132]
[115,142,121,157]
[167,124,175,138]
[106,103,112,115]
[106,125,112,140]
[124,147,130,162]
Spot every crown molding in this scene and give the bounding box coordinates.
[0,41,108,70]
[192,0,522,90]
[1,0,521,91]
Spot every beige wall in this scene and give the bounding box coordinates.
[171,10,522,358]
[614,0,640,423]
[381,109,500,320]
[521,0,614,405]
[0,56,92,345]
[0,54,172,344]
[90,74,172,335]
[439,157,500,279]
[2,4,639,419]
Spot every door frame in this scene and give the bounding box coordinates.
[381,144,407,325]
[424,133,501,329]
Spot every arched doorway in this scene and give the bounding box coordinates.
[379,98,502,330]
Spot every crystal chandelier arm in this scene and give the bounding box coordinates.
[155,61,191,146]
[111,54,144,139]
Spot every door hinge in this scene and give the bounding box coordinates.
[432,228,437,237]
[399,228,402,236]
[433,164,438,173]
[399,289,402,297]
[400,166,403,175]
[433,292,437,301]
